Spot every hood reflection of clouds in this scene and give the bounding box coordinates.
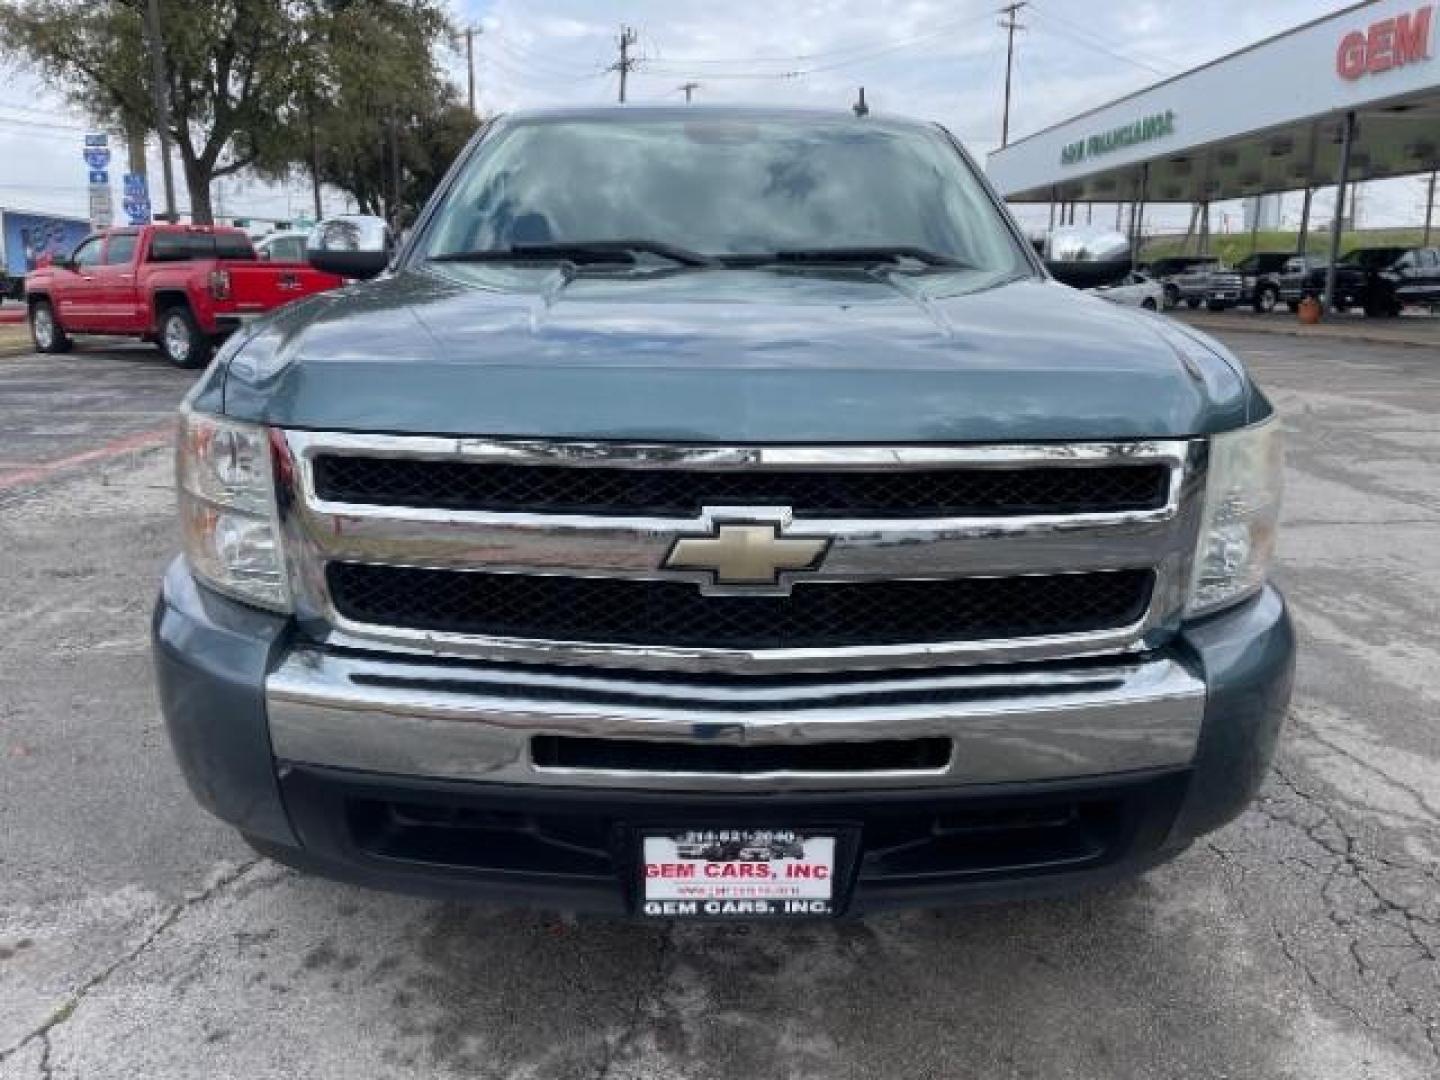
[425,115,1026,275]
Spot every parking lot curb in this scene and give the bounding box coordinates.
[1173,312,1440,351]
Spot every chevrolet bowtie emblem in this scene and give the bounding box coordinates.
[665,523,829,586]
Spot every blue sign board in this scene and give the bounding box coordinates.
[122,173,151,226]
[83,147,111,169]
[83,133,108,148]
[2,211,91,277]
[89,170,109,185]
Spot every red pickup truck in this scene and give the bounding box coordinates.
[24,224,344,367]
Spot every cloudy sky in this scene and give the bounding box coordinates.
[0,0,1431,233]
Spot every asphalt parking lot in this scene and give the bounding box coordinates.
[1,332,1438,1080]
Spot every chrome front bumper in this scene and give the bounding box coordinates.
[267,648,1206,792]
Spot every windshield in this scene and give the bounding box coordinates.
[1341,248,1405,269]
[420,114,1029,274]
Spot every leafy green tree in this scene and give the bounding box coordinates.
[284,0,474,223]
[0,0,457,224]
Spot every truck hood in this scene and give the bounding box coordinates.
[215,266,1254,442]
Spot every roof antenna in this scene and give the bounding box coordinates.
[852,87,869,117]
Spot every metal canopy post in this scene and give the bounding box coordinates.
[1296,186,1313,255]
[1424,171,1436,246]
[1128,166,1148,271]
[1198,201,1210,256]
[1323,111,1356,315]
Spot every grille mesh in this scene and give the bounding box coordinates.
[312,455,1170,518]
[326,563,1154,649]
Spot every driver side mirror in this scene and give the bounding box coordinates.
[1043,226,1133,290]
[306,215,393,280]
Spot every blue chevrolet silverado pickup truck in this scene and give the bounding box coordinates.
[153,106,1293,919]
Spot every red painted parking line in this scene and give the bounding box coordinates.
[0,424,172,491]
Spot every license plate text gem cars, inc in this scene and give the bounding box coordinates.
[641,829,836,917]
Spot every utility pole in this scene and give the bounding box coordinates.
[143,0,178,222]
[462,26,481,116]
[613,25,639,103]
[852,87,869,117]
[679,81,699,104]
[998,2,1027,147]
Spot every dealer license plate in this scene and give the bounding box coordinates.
[640,828,836,918]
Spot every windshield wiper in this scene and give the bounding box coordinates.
[760,246,969,269]
[430,240,717,268]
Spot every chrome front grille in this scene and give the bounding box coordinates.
[326,563,1156,649]
[276,433,1205,674]
[311,453,1172,518]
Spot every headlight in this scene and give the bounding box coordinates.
[176,407,291,612]
[1188,416,1283,616]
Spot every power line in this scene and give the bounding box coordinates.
[1026,4,1176,78]
[0,102,88,125]
[481,52,607,89]
[486,33,607,79]
[640,11,995,82]
[639,7,991,68]
[0,113,88,133]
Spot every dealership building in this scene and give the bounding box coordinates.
[986,0,1440,307]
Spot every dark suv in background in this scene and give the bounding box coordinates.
[1232,252,1292,313]
[1280,246,1440,317]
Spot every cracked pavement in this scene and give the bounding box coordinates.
[1,332,1438,1078]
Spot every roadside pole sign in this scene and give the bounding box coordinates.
[122,173,152,225]
[89,188,114,229]
[83,133,113,230]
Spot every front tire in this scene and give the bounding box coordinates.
[158,304,211,369]
[1163,284,1179,309]
[29,299,72,354]
[1254,285,1278,313]
[1141,297,1158,311]
[1185,297,1201,309]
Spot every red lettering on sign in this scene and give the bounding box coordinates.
[1368,19,1398,72]
[645,863,696,879]
[1337,5,1433,79]
[786,863,829,880]
[702,863,775,879]
[1397,6,1434,64]
[1337,30,1368,78]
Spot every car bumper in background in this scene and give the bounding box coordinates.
[153,559,1295,914]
